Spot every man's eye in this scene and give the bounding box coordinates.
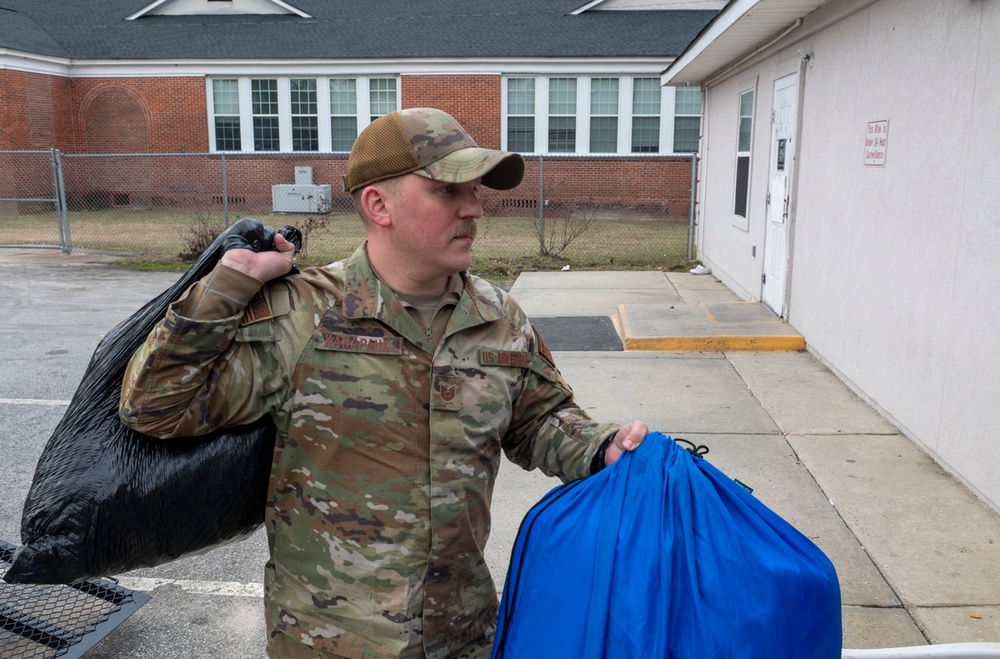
[440,185,454,194]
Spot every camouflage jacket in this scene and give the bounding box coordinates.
[120,245,618,659]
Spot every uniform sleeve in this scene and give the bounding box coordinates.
[119,263,293,439]
[502,328,620,483]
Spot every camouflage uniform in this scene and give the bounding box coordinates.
[120,245,618,659]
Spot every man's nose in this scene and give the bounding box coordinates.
[458,187,483,219]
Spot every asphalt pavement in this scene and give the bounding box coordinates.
[1,247,999,657]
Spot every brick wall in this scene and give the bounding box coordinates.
[71,77,208,153]
[0,70,74,150]
[7,70,694,219]
[402,74,503,149]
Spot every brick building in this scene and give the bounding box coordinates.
[0,0,720,216]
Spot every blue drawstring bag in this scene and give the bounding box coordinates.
[493,433,841,659]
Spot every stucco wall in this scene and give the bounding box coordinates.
[696,0,1000,508]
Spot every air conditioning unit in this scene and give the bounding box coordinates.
[271,184,332,213]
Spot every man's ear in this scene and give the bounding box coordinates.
[360,184,393,229]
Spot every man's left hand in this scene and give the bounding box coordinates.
[604,420,649,466]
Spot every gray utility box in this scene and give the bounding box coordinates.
[271,184,332,213]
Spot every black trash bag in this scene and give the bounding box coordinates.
[4,219,301,585]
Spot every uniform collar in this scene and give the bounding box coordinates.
[340,243,507,346]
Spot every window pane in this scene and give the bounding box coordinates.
[590,78,619,115]
[292,116,318,152]
[631,116,659,153]
[290,79,317,115]
[214,116,241,151]
[251,79,279,150]
[212,79,240,114]
[212,79,241,151]
[330,78,357,114]
[674,87,702,115]
[331,116,358,152]
[253,116,280,151]
[289,79,318,152]
[632,78,661,115]
[508,78,535,114]
[370,78,397,118]
[738,118,753,152]
[738,90,754,153]
[673,116,700,153]
[251,79,278,115]
[508,116,535,153]
[548,116,576,152]
[734,155,750,217]
[548,78,577,115]
[590,116,617,153]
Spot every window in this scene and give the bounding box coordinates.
[631,78,660,153]
[507,78,535,153]
[251,78,280,152]
[673,87,702,153]
[590,78,619,153]
[330,79,358,152]
[503,76,690,155]
[734,89,755,218]
[212,79,241,151]
[290,78,318,152]
[548,78,577,152]
[207,77,399,152]
[369,78,397,122]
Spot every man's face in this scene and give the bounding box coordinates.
[382,173,484,287]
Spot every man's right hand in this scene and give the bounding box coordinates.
[219,218,299,281]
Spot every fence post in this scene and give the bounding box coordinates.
[537,154,545,255]
[221,153,230,226]
[687,152,697,262]
[53,149,72,254]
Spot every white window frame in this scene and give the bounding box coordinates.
[733,84,756,230]
[206,76,400,153]
[503,76,685,155]
[589,77,620,154]
[671,86,702,153]
[632,77,663,154]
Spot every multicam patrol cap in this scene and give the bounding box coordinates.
[344,108,525,193]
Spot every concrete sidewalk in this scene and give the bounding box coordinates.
[1,249,998,655]
[508,269,1000,650]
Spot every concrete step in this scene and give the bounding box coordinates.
[618,302,805,352]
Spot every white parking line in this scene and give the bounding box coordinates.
[0,398,71,405]
[115,576,264,598]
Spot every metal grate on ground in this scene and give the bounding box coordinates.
[530,316,623,351]
[0,541,150,659]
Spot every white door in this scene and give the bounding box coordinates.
[762,73,797,316]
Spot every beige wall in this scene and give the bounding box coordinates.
[696,0,1000,509]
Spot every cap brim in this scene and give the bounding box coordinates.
[414,148,525,190]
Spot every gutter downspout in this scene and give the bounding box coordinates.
[781,49,811,320]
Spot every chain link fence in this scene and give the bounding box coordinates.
[0,150,698,277]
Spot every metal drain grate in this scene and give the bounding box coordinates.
[1,540,150,659]
[531,316,623,352]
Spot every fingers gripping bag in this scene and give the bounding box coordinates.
[4,219,301,585]
[492,433,842,659]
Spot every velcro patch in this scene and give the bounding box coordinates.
[478,350,531,368]
[241,290,273,326]
[317,333,404,355]
[431,373,462,412]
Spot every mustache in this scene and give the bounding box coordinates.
[451,222,478,240]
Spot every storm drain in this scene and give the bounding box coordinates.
[0,540,150,659]
[530,316,623,352]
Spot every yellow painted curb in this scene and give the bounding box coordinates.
[624,335,805,352]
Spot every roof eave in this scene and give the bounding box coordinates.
[660,0,828,86]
